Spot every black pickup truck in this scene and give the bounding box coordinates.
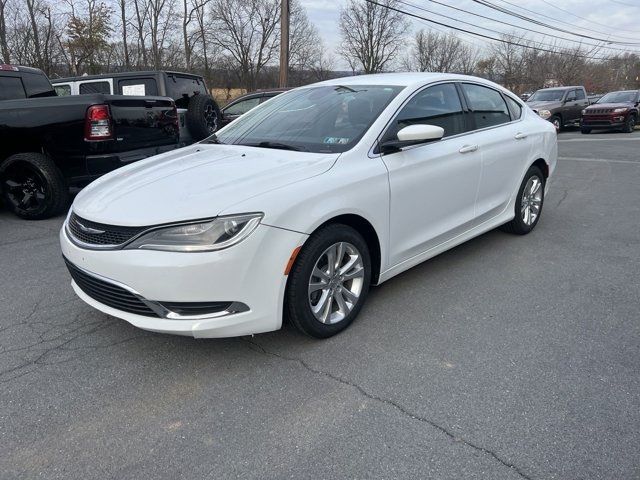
[0,65,179,219]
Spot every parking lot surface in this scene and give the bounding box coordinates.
[1,130,639,479]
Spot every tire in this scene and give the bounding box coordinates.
[285,224,372,338]
[0,152,68,220]
[622,114,636,133]
[581,128,591,134]
[186,94,221,140]
[550,115,562,131]
[500,165,545,235]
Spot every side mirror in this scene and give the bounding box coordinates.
[379,124,445,153]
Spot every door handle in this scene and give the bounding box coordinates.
[459,144,478,154]
[514,132,528,140]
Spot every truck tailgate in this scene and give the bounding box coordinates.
[106,96,178,152]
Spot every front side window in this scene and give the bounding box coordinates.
[575,89,586,100]
[224,97,261,116]
[79,81,111,94]
[213,85,403,154]
[566,90,577,102]
[461,83,510,129]
[0,76,26,100]
[382,83,466,143]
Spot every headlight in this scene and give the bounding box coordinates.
[581,109,587,115]
[613,107,628,113]
[538,109,552,119]
[125,213,263,252]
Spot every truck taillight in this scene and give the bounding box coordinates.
[85,104,112,141]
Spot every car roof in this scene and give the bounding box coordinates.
[52,70,203,83]
[313,72,484,88]
[536,86,583,90]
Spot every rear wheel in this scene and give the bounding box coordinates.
[622,114,636,133]
[500,165,545,235]
[0,153,68,220]
[286,224,371,338]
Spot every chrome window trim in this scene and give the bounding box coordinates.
[368,79,524,158]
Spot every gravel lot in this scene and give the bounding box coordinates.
[1,130,639,480]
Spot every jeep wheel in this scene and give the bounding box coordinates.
[622,115,636,134]
[186,94,221,141]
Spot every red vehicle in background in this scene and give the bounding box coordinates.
[581,90,639,134]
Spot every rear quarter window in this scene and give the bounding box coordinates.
[79,81,111,94]
[504,95,523,120]
[117,78,158,96]
[54,84,72,96]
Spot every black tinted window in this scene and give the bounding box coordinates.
[167,75,207,107]
[575,89,586,100]
[0,76,26,100]
[504,95,522,120]
[79,81,111,94]
[462,83,510,129]
[384,83,466,141]
[118,78,158,96]
[21,72,55,98]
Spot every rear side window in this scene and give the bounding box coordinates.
[224,97,261,116]
[383,83,467,140]
[504,95,522,120]
[118,78,158,96]
[54,84,71,96]
[79,81,111,94]
[0,76,26,100]
[21,72,55,98]
[461,83,510,129]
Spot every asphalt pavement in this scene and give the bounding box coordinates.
[1,129,639,479]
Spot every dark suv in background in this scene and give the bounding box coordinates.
[580,90,639,134]
[53,71,220,143]
[527,86,590,130]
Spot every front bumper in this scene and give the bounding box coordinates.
[581,115,626,129]
[60,223,308,338]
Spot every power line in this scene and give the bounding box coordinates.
[407,0,640,55]
[364,0,620,60]
[483,0,640,43]
[536,0,640,34]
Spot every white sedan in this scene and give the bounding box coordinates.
[60,73,557,339]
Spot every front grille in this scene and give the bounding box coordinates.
[586,108,613,115]
[64,258,160,317]
[160,301,233,316]
[67,212,146,247]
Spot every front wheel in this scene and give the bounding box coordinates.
[622,115,636,133]
[285,224,372,338]
[550,115,562,131]
[500,166,545,235]
[581,128,591,134]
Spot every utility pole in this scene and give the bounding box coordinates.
[279,0,289,88]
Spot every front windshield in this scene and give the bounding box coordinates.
[597,91,637,104]
[211,85,404,153]
[527,89,565,102]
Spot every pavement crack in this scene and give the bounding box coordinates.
[554,188,569,208]
[240,337,534,480]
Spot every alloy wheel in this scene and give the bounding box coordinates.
[521,176,543,226]
[308,242,365,325]
[204,104,218,133]
[2,164,47,213]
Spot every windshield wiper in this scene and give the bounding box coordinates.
[246,141,307,152]
[202,134,224,145]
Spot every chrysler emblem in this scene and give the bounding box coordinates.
[76,221,105,235]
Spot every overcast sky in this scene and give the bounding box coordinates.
[300,0,640,69]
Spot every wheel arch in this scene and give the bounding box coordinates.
[303,213,382,285]
[531,158,549,179]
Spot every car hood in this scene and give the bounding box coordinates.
[585,102,633,110]
[526,100,562,111]
[72,144,340,226]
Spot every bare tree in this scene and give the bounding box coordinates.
[117,0,130,68]
[210,0,280,90]
[338,0,409,73]
[0,0,10,62]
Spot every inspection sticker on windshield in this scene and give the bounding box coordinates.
[323,137,350,144]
